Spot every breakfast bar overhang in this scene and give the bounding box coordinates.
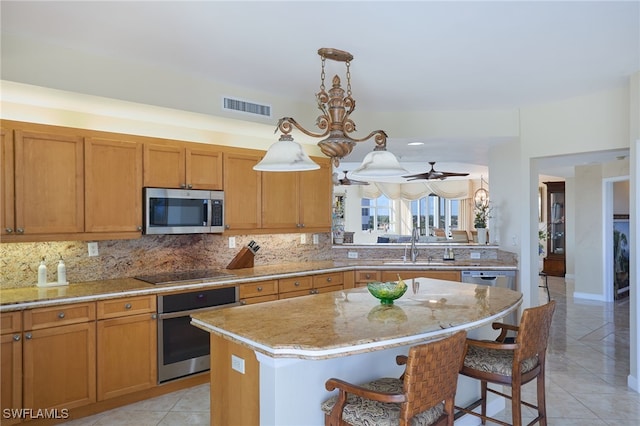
[191,277,523,425]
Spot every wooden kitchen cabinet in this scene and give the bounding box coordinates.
[23,302,96,411]
[7,127,85,238]
[355,270,382,287]
[144,141,223,190]
[261,158,332,231]
[1,311,22,425]
[239,280,279,305]
[278,272,344,299]
[381,270,461,282]
[85,137,143,234]
[223,150,262,231]
[96,295,157,400]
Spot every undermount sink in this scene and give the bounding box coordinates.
[383,261,449,266]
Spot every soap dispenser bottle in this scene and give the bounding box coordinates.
[57,255,67,285]
[38,257,47,286]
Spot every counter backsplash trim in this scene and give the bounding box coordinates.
[0,233,333,289]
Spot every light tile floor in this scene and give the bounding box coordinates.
[63,276,639,425]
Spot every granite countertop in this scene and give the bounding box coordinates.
[0,260,517,311]
[191,278,523,359]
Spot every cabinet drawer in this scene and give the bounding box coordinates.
[381,270,461,282]
[278,276,312,294]
[239,280,278,299]
[24,302,96,330]
[313,272,344,289]
[97,295,156,319]
[1,311,22,334]
[240,294,278,305]
[355,270,381,283]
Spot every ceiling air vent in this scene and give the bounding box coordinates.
[223,97,271,117]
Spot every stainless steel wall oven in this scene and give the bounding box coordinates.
[157,286,239,383]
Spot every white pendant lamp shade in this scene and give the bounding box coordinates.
[253,135,320,172]
[349,150,409,182]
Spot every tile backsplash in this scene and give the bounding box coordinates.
[0,233,333,289]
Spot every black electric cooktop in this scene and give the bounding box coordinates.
[134,269,235,285]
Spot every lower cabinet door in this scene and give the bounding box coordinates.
[23,322,96,410]
[97,313,157,400]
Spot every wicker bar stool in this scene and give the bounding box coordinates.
[321,330,467,426]
[455,301,556,426]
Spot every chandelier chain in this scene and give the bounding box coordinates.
[346,60,352,97]
[320,56,326,92]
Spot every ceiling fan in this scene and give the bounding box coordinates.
[403,162,470,181]
[332,171,369,186]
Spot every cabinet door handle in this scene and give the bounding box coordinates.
[240,300,247,305]
[151,314,157,319]
[326,277,332,282]
[137,226,142,231]
[5,228,12,233]
[16,228,24,234]
[13,334,20,341]
[125,303,132,310]
[58,312,65,319]
[225,224,230,229]
[187,184,193,189]
[25,333,32,340]
[294,281,300,287]
[365,274,371,279]
[256,286,263,292]
[180,183,187,188]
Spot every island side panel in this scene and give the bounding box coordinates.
[210,333,259,426]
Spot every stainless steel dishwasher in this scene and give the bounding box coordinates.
[461,270,518,325]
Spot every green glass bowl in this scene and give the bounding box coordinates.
[367,281,407,305]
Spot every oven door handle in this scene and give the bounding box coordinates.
[158,302,242,319]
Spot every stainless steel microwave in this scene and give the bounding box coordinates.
[143,188,224,235]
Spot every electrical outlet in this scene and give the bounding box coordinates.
[470,251,481,259]
[312,234,319,245]
[347,251,358,259]
[228,237,236,248]
[88,242,99,257]
[300,234,307,244]
[231,354,245,374]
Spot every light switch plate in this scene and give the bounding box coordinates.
[300,234,307,244]
[231,354,245,374]
[228,237,236,248]
[470,251,481,259]
[88,242,99,257]
[312,234,319,245]
[347,251,358,259]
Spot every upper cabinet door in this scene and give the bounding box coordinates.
[85,137,143,233]
[143,143,185,189]
[298,159,332,230]
[261,172,298,229]
[223,151,262,231]
[185,146,223,190]
[1,128,15,239]
[14,130,84,235]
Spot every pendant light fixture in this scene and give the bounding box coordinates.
[474,175,489,208]
[254,48,407,179]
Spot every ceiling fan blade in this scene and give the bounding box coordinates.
[336,171,369,186]
[402,162,470,181]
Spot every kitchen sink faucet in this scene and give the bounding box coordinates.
[410,226,419,262]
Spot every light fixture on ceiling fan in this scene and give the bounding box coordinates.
[332,171,369,186]
[402,162,470,181]
[253,48,407,180]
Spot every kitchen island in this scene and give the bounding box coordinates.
[191,277,522,426]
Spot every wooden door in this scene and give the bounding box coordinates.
[1,127,15,239]
[143,143,185,188]
[23,322,96,410]
[1,312,22,423]
[261,171,298,229]
[85,137,143,233]
[97,313,157,400]
[223,151,262,230]
[14,130,84,235]
[186,146,223,190]
[299,159,332,230]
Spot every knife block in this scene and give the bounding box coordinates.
[226,246,255,269]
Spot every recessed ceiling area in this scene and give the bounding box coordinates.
[1,1,637,180]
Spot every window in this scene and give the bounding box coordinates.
[410,195,461,235]
[361,196,395,232]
